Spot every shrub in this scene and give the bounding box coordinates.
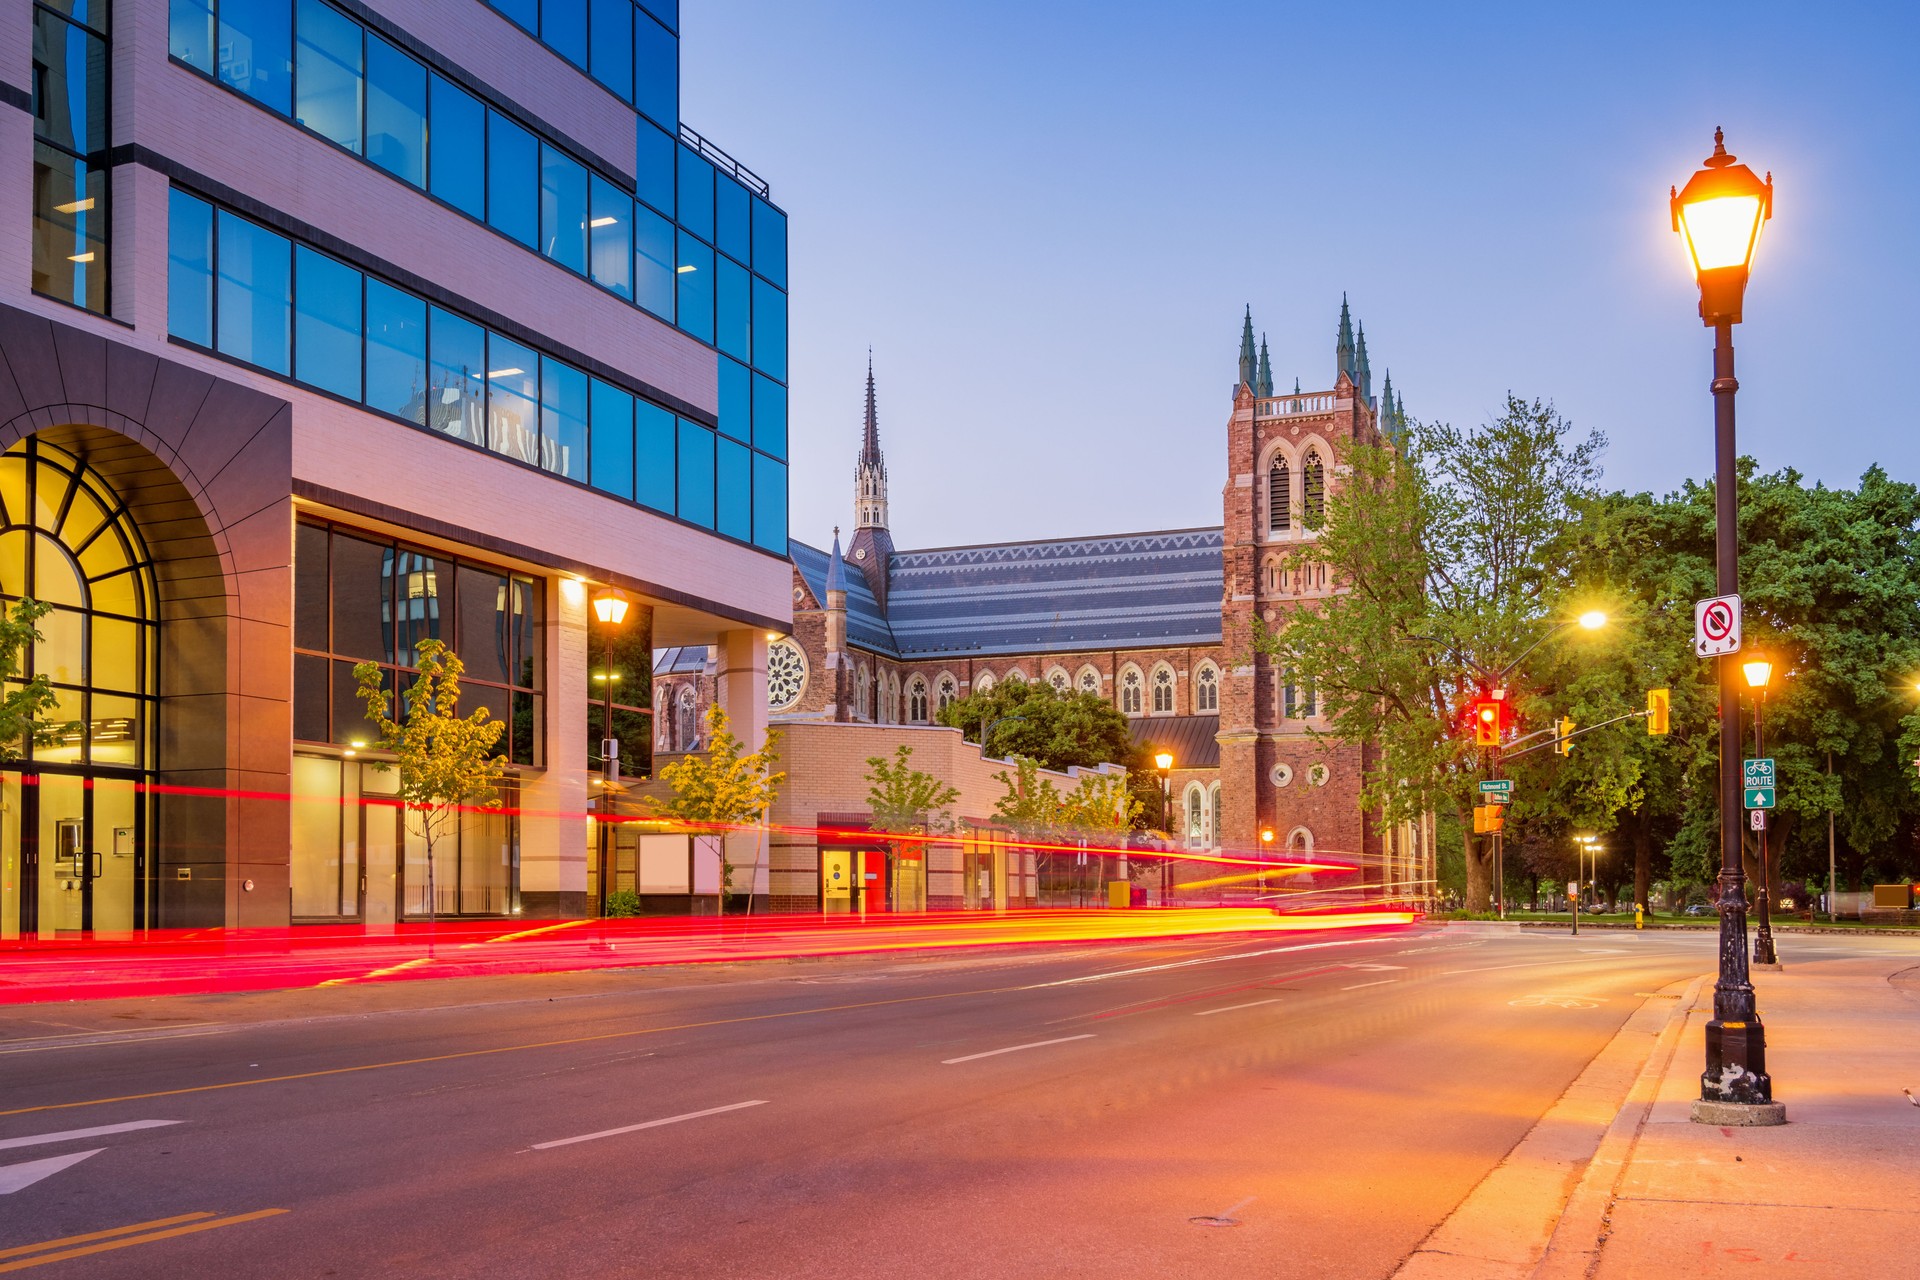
[602,890,642,918]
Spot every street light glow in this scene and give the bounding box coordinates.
[591,587,630,626]
[1154,751,1173,771]
[1577,610,1607,630]
[1743,659,1774,689]
[1671,128,1773,324]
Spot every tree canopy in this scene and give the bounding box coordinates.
[937,679,1136,771]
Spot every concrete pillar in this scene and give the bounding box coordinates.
[716,628,770,907]
[520,577,589,916]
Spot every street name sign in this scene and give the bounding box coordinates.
[1744,757,1775,809]
[1479,779,1513,806]
[1694,594,1743,657]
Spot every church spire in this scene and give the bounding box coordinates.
[1355,321,1372,401]
[1256,334,1274,398]
[1237,306,1258,390]
[1335,294,1356,384]
[1379,369,1396,438]
[855,353,888,531]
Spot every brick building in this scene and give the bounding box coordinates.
[663,304,1433,911]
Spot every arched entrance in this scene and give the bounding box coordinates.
[0,437,158,937]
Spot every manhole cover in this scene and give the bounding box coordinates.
[1189,1216,1239,1228]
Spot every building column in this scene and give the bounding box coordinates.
[716,628,770,907]
[520,578,589,916]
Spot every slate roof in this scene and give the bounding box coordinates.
[793,527,1224,660]
[652,646,710,675]
[1128,715,1221,770]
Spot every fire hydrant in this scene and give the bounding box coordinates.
[1635,902,1645,930]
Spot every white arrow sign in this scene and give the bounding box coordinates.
[0,1148,100,1194]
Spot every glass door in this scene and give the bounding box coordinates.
[90,776,139,936]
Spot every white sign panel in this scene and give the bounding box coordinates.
[1694,594,1743,657]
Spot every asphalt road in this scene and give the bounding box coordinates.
[0,925,1901,1278]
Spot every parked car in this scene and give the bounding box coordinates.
[1684,904,1708,916]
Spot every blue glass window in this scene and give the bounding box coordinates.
[219,0,293,113]
[634,12,677,128]
[675,233,713,344]
[752,453,787,554]
[635,122,673,215]
[752,372,787,460]
[716,257,750,361]
[366,35,426,187]
[588,0,633,100]
[486,335,539,465]
[717,357,750,443]
[540,144,588,275]
[366,280,426,426]
[428,307,486,445]
[634,400,675,514]
[294,245,363,400]
[716,175,749,263]
[216,210,292,374]
[676,420,714,529]
[169,0,215,72]
[639,0,676,34]
[588,176,632,298]
[542,0,587,68]
[751,277,786,380]
[167,189,214,347]
[715,437,750,542]
[751,196,786,287]
[428,74,485,219]
[294,0,361,154]
[634,206,674,320]
[539,356,588,480]
[487,112,538,247]
[676,147,713,243]
[493,0,537,32]
[588,379,634,499]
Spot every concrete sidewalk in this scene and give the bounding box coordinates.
[1396,947,1920,1278]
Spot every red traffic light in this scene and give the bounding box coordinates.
[1470,689,1509,748]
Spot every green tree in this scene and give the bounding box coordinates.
[1259,396,1605,912]
[864,744,961,892]
[354,642,508,940]
[937,679,1135,770]
[0,598,73,757]
[649,705,783,913]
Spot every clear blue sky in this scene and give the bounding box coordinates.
[683,1,1920,552]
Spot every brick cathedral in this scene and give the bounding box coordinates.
[658,302,1427,883]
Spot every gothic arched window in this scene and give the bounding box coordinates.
[1077,666,1100,695]
[1268,457,1291,533]
[908,677,928,723]
[937,675,957,712]
[1048,668,1070,693]
[1210,784,1223,849]
[1186,785,1207,849]
[856,664,872,719]
[1195,664,1219,713]
[677,686,699,750]
[1151,666,1175,714]
[1302,448,1325,524]
[1120,668,1143,715]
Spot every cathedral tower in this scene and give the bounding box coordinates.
[847,356,895,609]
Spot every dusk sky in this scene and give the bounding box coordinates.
[683,2,1920,553]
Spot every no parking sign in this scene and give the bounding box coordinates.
[1694,594,1742,657]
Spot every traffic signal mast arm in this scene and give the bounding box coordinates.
[1504,708,1654,760]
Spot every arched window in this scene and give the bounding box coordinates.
[1302,448,1325,524]
[1210,784,1223,848]
[1268,456,1291,533]
[975,671,996,697]
[1120,668,1143,715]
[1047,668,1070,693]
[1004,669,1025,684]
[1195,664,1219,713]
[937,674,957,712]
[1185,785,1207,849]
[908,677,928,723]
[856,664,872,719]
[1077,666,1100,695]
[1151,666,1175,714]
[1282,670,1297,720]
[677,686,699,750]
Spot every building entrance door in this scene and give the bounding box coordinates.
[0,770,144,939]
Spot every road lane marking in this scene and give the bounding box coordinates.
[0,984,1021,1119]
[1025,937,1387,987]
[0,1150,100,1195]
[0,1209,287,1272]
[0,1120,180,1152]
[0,1214,215,1261]
[1194,999,1282,1016]
[1341,980,1394,991]
[531,1100,767,1150]
[0,1030,231,1056]
[943,1034,1096,1064]
[1343,963,1406,971]
[0,1024,220,1049]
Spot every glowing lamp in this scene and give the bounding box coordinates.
[1671,128,1772,325]
[1261,829,1274,844]
[1577,611,1607,631]
[591,587,630,626]
[1154,752,1173,772]
[1743,658,1773,690]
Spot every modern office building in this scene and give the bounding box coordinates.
[0,0,790,937]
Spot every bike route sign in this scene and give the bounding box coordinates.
[1744,757,1775,809]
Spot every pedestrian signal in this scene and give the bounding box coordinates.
[1553,716,1575,755]
[1647,688,1670,735]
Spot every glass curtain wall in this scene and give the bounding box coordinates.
[31,0,110,313]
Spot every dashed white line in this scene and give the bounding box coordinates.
[1341,979,1394,991]
[1194,999,1282,1017]
[0,1120,180,1152]
[942,1034,1096,1064]
[530,1101,767,1150]
[1024,936,1389,988]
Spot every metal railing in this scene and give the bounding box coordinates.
[1256,392,1335,418]
[679,123,772,201]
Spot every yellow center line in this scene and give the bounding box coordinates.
[0,985,1017,1119]
[0,1210,288,1273]
[0,1214,215,1262]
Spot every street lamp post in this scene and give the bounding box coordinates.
[1673,128,1783,1122]
[591,588,630,918]
[1745,659,1778,966]
[1260,827,1274,899]
[1155,751,1174,906]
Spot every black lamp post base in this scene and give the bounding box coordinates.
[1699,1018,1779,1112]
[1692,1099,1787,1126]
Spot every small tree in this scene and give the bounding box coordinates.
[865,744,960,904]
[649,705,783,913]
[1059,772,1141,836]
[0,599,71,758]
[354,641,508,943]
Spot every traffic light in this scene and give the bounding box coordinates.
[1647,688,1670,735]
[1472,697,1501,747]
[1553,716,1575,755]
[1472,805,1505,834]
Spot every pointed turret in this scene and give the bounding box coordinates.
[1293,377,1302,396]
[1256,334,1274,398]
[825,526,847,594]
[1335,294,1356,385]
[1355,322,1372,402]
[847,357,895,613]
[1379,370,1398,439]
[1237,306,1258,390]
